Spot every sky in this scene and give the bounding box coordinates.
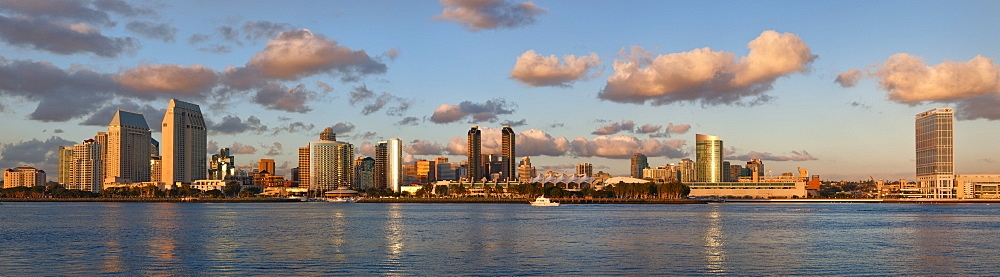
[1,0,999,182]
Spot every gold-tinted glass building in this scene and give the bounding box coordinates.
[695,134,723,182]
[915,108,954,198]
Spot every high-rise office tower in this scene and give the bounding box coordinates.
[58,146,73,185]
[467,126,482,181]
[502,125,516,181]
[106,110,152,183]
[631,153,648,178]
[916,108,955,198]
[70,139,102,191]
[161,99,207,185]
[576,163,593,176]
[375,138,403,191]
[259,159,275,175]
[696,134,724,182]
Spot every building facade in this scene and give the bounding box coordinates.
[576,163,593,177]
[3,166,46,188]
[375,138,403,191]
[696,134,724,182]
[467,126,482,182]
[955,175,1000,199]
[58,146,73,185]
[161,99,207,185]
[309,140,355,192]
[631,153,648,178]
[70,139,102,191]
[105,110,152,183]
[915,108,955,198]
[501,125,516,182]
[209,148,235,180]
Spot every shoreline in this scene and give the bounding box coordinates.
[4,198,999,204]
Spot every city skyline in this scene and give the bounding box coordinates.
[1,1,999,181]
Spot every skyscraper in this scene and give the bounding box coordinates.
[467,126,482,181]
[309,139,354,192]
[502,125,516,181]
[161,99,207,185]
[916,108,954,198]
[375,138,403,191]
[576,163,593,176]
[58,146,73,185]
[631,153,648,178]
[106,110,152,183]
[70,139,102,191]
[696,134,724,182]
[297,146,310,187]
[354,156,375,189]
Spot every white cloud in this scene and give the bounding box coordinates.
[510,50,601,87]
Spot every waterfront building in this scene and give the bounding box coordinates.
[528,173,596,189]
[58,146,73,185]
[679,158,696,182]
[375,138,403,191]
[502,125,516,182]
[643,165,678,183]
[416,160,437,183]
[916,108,955,198]
[70,139,102,191]
[517,157,536,183]
[307,138,355,192]
[161,99,207,185]
[298,147,309,187]
[686,181,808,198]
[437,162,458,181]
[467,126,482,181]
[354,156,375,189]
[576,163,593,177]
[3,166,46,188]
[105,110,151,183]
[695,134,724,182]
[208,148,235,180]
[955,175,1000,199]
[631,153,648,178]
[150,156,161,184]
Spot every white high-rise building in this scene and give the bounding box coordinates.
[916,108,955,198]
[161,99,207,185]
[375,138,403,192]
[106,110,151,183]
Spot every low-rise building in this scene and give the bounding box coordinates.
[955,175,1000,199]
[686,181,808,198]
[3,166,46,188]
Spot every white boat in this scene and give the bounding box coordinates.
[530,196,560,206]
[321,197,357,203]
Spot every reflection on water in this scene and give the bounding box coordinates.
[703,204,725,274]
[2,202,999,276]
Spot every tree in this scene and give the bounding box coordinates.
[449,183,468,197]
[224,181,241,197]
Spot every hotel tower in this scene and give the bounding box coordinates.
[915,108,954,198]
[161,99,207,185]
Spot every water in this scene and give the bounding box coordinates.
[2,202,999,276]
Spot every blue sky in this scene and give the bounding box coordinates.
[1,0,998,181]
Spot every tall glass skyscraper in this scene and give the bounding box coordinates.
[501,125,516,182]
[916,108,954,198]
[375,138,402,191]
[467,126,482,181]
[696,134,724,182]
